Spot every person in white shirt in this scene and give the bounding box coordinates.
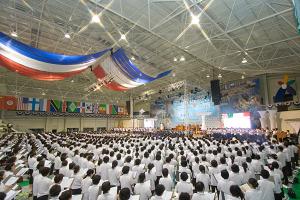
[153,154,163,185]
[108,160,120,186]
[32,163,43,200]
[159,168,173,191]
[192,181,212,200]
[229,164,243,186]
[245,178,262,200]
[150,184,165,200]
[145,163,156,192]
[209,160,219,192]
[270,162,283,200]
[163,157,175,179]
[98,156,110,181]
[134,173,152,200]
[195,165,210,192]
[59,160,69,177]
[88,174,101,200]
[54,153,62,174]
[82,169,94,200]
[175,172,193,196]
[179,193,191,200]
[119,188,131,200]
[120,166,133,193]
[49,184,61,200]
[97,181,115,200]
[228,185,244,200]
[258,170,275,200]
[71,165,83,195]
[132,159,145,184]
[217,170,235,200]
[37,167,52,200]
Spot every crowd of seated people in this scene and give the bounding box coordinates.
[0,129,298,200]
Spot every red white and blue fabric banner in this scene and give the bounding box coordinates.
[93,48,172,91]
[0,32,110,81]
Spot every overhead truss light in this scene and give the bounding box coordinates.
[41,92,46,96]
[241,75,245,79]
[179,56,185,61]
[191,14,200,25]
[64,33,71,39]
[131,56,135,61]
[71,79,74,83]
[120,34,126,40]
[173,57,178,62]
[91,14,100,23]
[218,74,222,78]
[11,31,18,37]
[242,57,248,64]
[206,74,210,78]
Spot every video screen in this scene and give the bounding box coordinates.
[221,112,251,128]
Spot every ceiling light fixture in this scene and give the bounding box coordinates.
[131,56,135,61]
[191,14,200,25]
[71,79,74,83]
[206,74,210,78]
[172,73,176,77]
[242,57,248,64]
[120,34,126,40]
[11,31,18,37]
[91,14,100,23]
[179,56,185,61]
[41,92,46,96]
[173,57,178,62]
[241,75,245,79]
[218,74,222,78]
[64,33,70,39]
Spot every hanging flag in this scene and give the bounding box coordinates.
[27,97,41,111]
[107,104,111,114]
[85,102,93,113]
[17,97,29,110]
[39,99,49,112]
[93,103,99,114]
[66,101,80,113]
[118,106,124,115]
[112,105,118,115]
[0,96,18,110]
[294,0,300,33]
[49,100,63,112]
[79,102,85,113]
[98,104,107,114]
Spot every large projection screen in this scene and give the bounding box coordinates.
[222,112,251,128]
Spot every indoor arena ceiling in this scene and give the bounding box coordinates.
[0,0,300,103]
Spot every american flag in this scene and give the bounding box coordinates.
[17,97,29,110]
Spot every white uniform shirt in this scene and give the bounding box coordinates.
[175,181,193,195]
[258,179,275,200]
[88,185,100,200]
[245,188,263,200]
[134,182,152,200]
[191,192,214,200]
[37,176,52,197]
[159,177,173,191]
[195,173,210,192]
[97,192,115,200]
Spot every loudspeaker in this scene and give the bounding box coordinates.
[126,101,131,115]
[210,79,221,105]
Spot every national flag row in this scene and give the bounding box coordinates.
[0,96,127,115]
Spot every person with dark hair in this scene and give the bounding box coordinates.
[59,160,69,177]
[53,174,64,185]
[245,178,262,200]
[120,166,133,193]
[70,165,82,195]
[229,164,243,185]
[150,184,165,200]
[179,160,192,175]
[159,168,173,191]
[49,184,62,200]
[37,167,52,200]
[153,154,163,185]
[145,163,156,192]
[195,165,210,192]
[229,185,244,200]
[87,175,101,200]
[270,162,283,200]
[258,170,275,200]
[192,181,212,200]
[98,156,110,181]
[134,173,152,200]
[108,160,120,187]
[32,163,44,200]
[59,189,72,200]
[217,170,235,200]
[97,181,114,200]
[82,169,94,200]
[175,172,193,196]
[132,159,144,184]
[209,159,219,192]
[119,188,131,200]
[179,193,190,200]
